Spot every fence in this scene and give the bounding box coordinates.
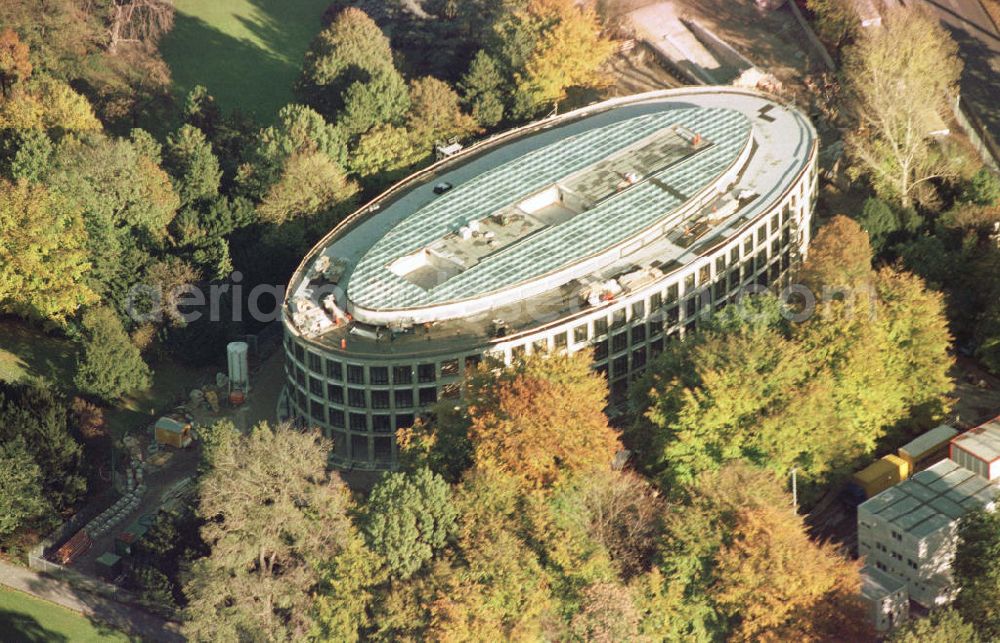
[953,94,1000,171]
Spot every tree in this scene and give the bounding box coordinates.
[183,85,221,136]
[338,67,410,137]
[0,382,86,511]
[464,351,621,489]
[74,306,151,403]
[806,0,859,49]
[0,27,31,96]
[858,197,900,254]
[363,467,458,579]
[953,509,1000,639]
[799,215,873,294]
[889,608,979,643]
[843,9,963,208]
[0,180,96,322]
[961,167,1000,206]
[569,581,641,642]
[163,124,221,207]
[460,51,506,128]
[256,151,359,225]
[406,76,480,149]
[348,124,422,180]
[0,76,102,132]
[0,439,51,539]
[183,422,358,641]
[0,129,53,182]
[108,0,175,53]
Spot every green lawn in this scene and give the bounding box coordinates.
[159,0,331,121]
[0,588,130,642]
[0,319,76,388]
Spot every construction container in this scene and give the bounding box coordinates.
[898,425,959,473]
[227,341,249,393]
[115,520,150,557]
[154,416,192,449]
[54,529,92,565]
[851,455,911,499]
[951,418,1000,481]
[95,552,123,581]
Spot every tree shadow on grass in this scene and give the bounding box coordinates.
[0,318,77,390]
[0,609,70,643]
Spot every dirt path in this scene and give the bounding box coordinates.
[0,561,183,642]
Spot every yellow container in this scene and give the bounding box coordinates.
[852,455,910,498]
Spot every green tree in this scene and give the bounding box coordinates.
[183,85,222,136]
[338,67,410,137]
[0,129,53,182]
[74,306,151,403]
[460,51,506,128]
[363,467,458,579]
[163,124,221,207]
[184,423,359,641]
[407,76,480,149]
[256,151,359,225]
[889,608,978,643]
[961,167,1000,206]
[843,9,963,208]
[953,509,1000,639]
[806,0,859,49]
[0,438,51,539]
[348,124,422,180]
[858,197,900,253]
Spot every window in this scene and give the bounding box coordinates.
[593,339,609,361]
[756,225,766,246]
[770,213,779,234]
[666,283,679,303]
[370,366,389,385]
[294,343,305,362]
[351,434,368,461]
[743,237,753,255]
[307,352,322,373]
[329,408,345,428]
[716,256,726,273]
[419,387,437,405]
[372,414,392,433]
[891,530,902,541]
[594,317,609,336]
[612,331,628,353]
[441,359,459,377]
[371,390,390,409]
[348,388,366,408]
[347,364,364,385]
[393,365,413,385]
[553,332,567,349]
[666,305,679,326]
[685,298,697,319]
[684,273,695,293]
[730,246,740,264]
[650,337,664,357]
[631,324,646,344]
[612,355,628,379]
[374,437,393,462]
[649,292,662,312]
[310,400,325,422]
[465,355,481,371]
[631,300,645,319]
[632,347,647,370]
[699,265,710,285]
[394,389,413,408]
[349,413,367,431]
[395,413,415,430]
[327,383,343,404]
[611,308,626,329]
[309,376,323,397]
[532,338,547,354]
[295,366,305,386]
[442,382,461,399]
[418,363,436,383]
[511,344,526,359]
[574,324,589,343]
[326,359,343,381]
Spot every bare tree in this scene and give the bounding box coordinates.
[108,0,175,53]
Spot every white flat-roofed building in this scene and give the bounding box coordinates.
[860,565,909,632]
[857,458,1000,608]
[950,417,1000,480]
[282,88,819,468]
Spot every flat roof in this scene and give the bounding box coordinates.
[899,425,959,459]
[286,88,816,349]
[860,459,1000,539]
[952,418,1000,463]
[860,565,906,600]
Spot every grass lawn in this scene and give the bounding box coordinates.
[160,0,331,121]
[0,319,76,388]
[0,588,130,642]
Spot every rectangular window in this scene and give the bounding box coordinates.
[348,388,366,408]
[395,413,415,430]
[573,324,589,343]
[666,305,679,326]
[295,366,305,386]
[593,339,609,361]
[553,332,568,349]
[770,213,779,234]
[611,308,626,329]
[329,408,345,428]
[594,317,609,336]
[716,256,726,273]
[699,265,710,285]
[650,337,664,357]
[351,435,368,461]
[307,352,322,373]
[756,225,766,246]
[394,389,413,408]
[684,273,695,293]
[327,383,344,404]
[418,363,436,383]
[533,338,548,354]
[372,414,392,433]
[309,376,323,397]
[730,246,740,264]
[419,387,438,406]
[349,413,367,431]
[631,300,645,320]
[371,390,390,409]
[294,343,305,362]
[441,359,459,377]
[310,400,325,422]
[744,237,753,255]
[631,324,646,344]
[511,344,526,359]
[465,355,481,371]
[347,364,365,385]
[326,359,343,381]
[370,366,389,385]
[441,382,461,399]
[612,355,628,379]
[685,298,697,319]
[649,292,662,312]
[666,283,679,303]
[612,331,628,353]
[632,346,647,370]
[393,365,413,385]
[374,436,393,462]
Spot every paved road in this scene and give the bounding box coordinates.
[916,0,1000,142]
[0,560,184,642]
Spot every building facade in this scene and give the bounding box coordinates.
[282,88,818,469]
